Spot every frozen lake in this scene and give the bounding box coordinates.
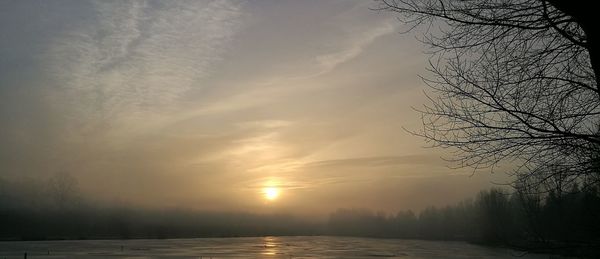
[0,236,548,258]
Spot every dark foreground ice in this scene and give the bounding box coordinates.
[0,236,549,258]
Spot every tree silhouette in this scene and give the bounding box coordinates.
[378,0,600,191]
[48,172,79,210]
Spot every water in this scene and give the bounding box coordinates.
[0,236,549,258]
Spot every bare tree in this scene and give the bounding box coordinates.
[377,0,600,191]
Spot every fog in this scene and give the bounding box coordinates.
[3,175,598,249]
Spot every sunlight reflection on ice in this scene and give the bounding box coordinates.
[261,236,277,256]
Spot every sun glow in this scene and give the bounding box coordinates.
[263,187,279,201]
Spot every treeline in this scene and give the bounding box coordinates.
[327,186,600,253]
[2,174,600,253]
[1,207,321,240]
[0,176,321,240]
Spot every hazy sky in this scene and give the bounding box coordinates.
[0,0,508,217]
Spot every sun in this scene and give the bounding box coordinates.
[263,187,279,201]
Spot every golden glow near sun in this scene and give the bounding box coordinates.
[263,187,279,201]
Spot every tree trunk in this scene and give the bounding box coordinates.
[547,1,600,87]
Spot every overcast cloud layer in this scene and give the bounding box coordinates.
[0,0,506,216]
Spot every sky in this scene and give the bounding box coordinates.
[0,0,508,217]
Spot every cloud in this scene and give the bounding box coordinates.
[315,20,396,75]
[235,120,293,129]
[41,0,245,132]
[0,1,500,214]
[165,8,399,119]
[303,154,446,169]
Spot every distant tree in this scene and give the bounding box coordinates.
[394,210,418,237]
[378,0,600,191]
[48,171,79,210]
[476,188,512,242]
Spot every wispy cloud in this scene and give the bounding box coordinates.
[303,154,445,169]
[315,20,396,75]
[42,0,245,131]
[163,19,398,121]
